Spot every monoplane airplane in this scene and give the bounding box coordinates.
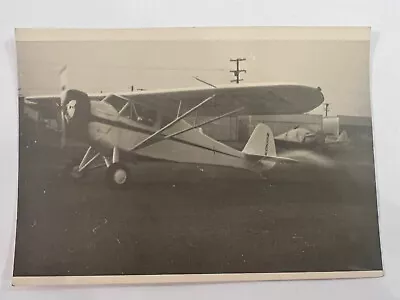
[23,67,325,188]
[274,126,350,150]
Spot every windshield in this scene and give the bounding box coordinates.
[103,95,128,113]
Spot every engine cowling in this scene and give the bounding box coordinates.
[61,89,91,143]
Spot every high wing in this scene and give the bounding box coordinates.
[24,83,324,118]
[116,83,324,117]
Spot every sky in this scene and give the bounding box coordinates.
[16,37,372,117]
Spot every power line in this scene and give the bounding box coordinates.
[230,58,247,84]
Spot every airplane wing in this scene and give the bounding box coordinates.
[118,83,324,117]
[24,83,324,118]
[22,96,61,120]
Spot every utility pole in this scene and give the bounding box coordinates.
[230,58,247,83]
[323,103,330,117]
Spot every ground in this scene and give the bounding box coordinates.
[13,122,382,276]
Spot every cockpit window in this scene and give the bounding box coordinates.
[118,101,157,127]
[103,95,128,113]
[133,103,157,127]
[119,102,131,118]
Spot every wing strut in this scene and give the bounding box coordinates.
[176,100,182,118]
[193,76,217,88]
[131,94,215,151]
[164,107,244,139]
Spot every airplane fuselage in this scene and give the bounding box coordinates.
[87,100,275,172]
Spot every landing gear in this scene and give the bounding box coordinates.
[63,146,100,181]
[64,145,130,188]
[105,146,130,188]
[64,159,87,180]
[70,164,85,179]
[106,162,130,188]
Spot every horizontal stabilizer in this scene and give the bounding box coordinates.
[244,153,299,164]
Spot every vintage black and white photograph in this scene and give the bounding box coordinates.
[13,27,382,285]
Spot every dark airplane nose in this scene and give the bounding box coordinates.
[59,89,91,145]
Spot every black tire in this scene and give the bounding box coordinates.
[105,163,130,188]
[61,158,86,181]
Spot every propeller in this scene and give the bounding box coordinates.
[60,103,67,148]
[55,98,67,149]
[58,65,68,149]
[54,66,90,148]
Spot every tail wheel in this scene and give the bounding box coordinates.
[106,163,130,188]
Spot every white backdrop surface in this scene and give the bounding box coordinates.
[1,0,399,299]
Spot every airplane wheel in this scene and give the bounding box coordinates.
[63,159,86,180]
[70,165,85,179]
[106,163,130,188]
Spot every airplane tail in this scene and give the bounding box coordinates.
[242,123,277,157]
[242,123,298,165]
